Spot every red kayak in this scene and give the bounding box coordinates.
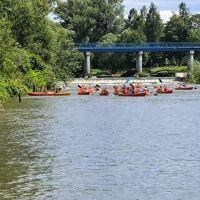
[99,92,109,96]
[28,92,71,96]
[99,89,109,96]
[175,86,193,90]
[156,88,173,94]
[118,92,146,97]
[77,91,92,95]
[77,86,93,95]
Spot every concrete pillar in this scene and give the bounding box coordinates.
[165,58,169,66]
[187,50,194,71]
[136,51,143,73]
[84,51,91,77]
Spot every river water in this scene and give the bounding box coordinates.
[0,89,200,200]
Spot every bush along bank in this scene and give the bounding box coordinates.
[0,1,83,105]
[188,61,200,83]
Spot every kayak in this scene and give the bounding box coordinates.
[99,91,109,96]
[118,92,146,97]
[77,91,92,95]
[28,92,71,96]
[143,89,151,96]
[156,89,173,94]
[53,92,71,96]
[156,90,173,94]
[77,87,93,95]
[175,86,193,90]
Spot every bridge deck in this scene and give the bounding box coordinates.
[75,43,200,52]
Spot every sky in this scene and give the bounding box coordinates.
[123,0,200,22]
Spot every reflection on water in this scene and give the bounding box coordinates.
[1,90,200,200]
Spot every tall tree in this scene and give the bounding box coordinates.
[55,0,124,42]
[126,6,147,32]
[145,3,163,42]
[126,8,138,29]
[164,2,191,42]
[90,0,124,42]
[163,2,192,65]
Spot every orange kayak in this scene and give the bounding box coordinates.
[156,89,173,94]
[28,92,71,96]
[77,91,92,95]
[118,92,146,97]
[99,90,109,96]
[175,86,193,90]
[53,92,71,96]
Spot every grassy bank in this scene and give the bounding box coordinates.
[91,66,188,77]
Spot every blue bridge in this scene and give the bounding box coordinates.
[74,43,200,76]
[75,42,200,52]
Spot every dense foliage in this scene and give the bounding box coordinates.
[188,61,200,83]
[0,0,82,103]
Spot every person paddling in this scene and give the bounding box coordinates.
[129,83,135,94]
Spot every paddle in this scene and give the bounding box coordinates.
[124,78,131,86]
[149,90,158,96]
[78,85,82,88]
[93,84,101,92]
[159,78,163,83]
[150,90,158,96]
[96,84,101,88]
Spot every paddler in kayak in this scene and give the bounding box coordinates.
[99,87,109,96]
[113,85,121,95]
[129,83,135,94]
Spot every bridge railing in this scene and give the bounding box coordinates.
[74,42,200,48]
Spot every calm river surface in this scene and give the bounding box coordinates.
[1,89,200,200]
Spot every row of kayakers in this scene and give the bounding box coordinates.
[78,83,193,96]
[27,83,195,96]
[77,83,195,96]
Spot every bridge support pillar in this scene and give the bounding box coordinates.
[84,51,91,77]
[187,51,194,71]
[136,51,143,73]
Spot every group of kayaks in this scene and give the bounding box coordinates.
[76,83,196,97]
[27,83,196,97]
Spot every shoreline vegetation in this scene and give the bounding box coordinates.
[0,1,200,104]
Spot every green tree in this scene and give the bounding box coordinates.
[0,0,82,103]
[189,61,200,83]
[145,3,164,42]
[163,2,192,65]
[52,25,83,81]
[126,6,147,32]
[190,14,200,29]
[55,0,124,42]
[164,2,191,42]
[188,29,200,42]
[99,33,118,43]
[119,28,146,43]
